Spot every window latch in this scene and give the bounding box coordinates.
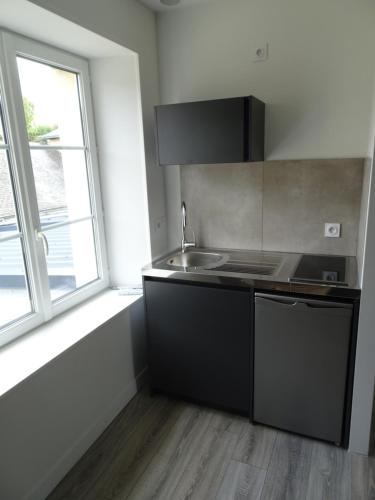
[36,230,49,256]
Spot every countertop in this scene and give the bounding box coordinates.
[142,247,361,300]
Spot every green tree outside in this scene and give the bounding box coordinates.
[22,97,56,141]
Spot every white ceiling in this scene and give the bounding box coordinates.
[139,0,217,13]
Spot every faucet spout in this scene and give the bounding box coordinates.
[181,201,196,252]
[181,201,187,232]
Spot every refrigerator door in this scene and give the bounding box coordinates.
[254,294,353,444]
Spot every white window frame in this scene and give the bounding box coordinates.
[0,29,109,347]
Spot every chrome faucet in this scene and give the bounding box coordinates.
[181,201,196,252]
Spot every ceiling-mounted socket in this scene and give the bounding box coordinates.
[324,223,341,238]
[253,43,268,62]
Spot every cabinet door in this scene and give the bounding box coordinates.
[144,280,251,413]
[155,98,245,165]
[254,295,353,444]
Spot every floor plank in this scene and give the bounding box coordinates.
[83,399,186,500]
[216,460,266,500]
[260,432,313,500]
[305,441,351,500]
[49,395,185,500]
[125,404,217,499]
[351,453,375,500]
[232,421,277,469]
[47,390,165,500]
[371,457,375,500]
[47,392,375,500]
[127,406,241,500]
[169,427,238,500]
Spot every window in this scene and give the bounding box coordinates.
[0,30,108,346]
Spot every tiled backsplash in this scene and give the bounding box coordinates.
[180,158,364,256]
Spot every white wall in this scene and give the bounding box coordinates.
[350,80,375,453]
[357,77,375,282]
[0,3,155,498]
[157,0,375,248]
[30,0,168,259]
[0,300,147,500]
[90,55,152,286]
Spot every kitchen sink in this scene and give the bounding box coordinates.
[214,261,278,276]
[163,249,282,276]
[166,250,228,270]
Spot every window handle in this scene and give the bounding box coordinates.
[36,230,49,256]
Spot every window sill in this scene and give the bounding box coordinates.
[0,289,142,400]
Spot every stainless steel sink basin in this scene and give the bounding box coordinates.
[166,251,228,270]
[214,262,279,276]
[161,249,282,276]
[214,255,282,276]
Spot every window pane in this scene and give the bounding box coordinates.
[0,238,32,329]
[0,150,19,235]
[45,220,98,302]
[30,149,92,227]
[16,57,84,146]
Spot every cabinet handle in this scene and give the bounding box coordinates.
[255,295,352,310]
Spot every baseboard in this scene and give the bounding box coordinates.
[25,368,148,500]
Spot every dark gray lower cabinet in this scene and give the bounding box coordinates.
[253,294,353,445]
[144,279,251,414]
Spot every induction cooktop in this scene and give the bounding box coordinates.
[289,254,348,286]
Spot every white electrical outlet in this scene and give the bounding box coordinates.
[253,43,268,62]
[324,223,341,238]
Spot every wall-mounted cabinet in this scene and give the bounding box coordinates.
[154,96,265,166]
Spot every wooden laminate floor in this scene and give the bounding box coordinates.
[48,391,375,500]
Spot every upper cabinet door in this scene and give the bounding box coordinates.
[155,96,265,166]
